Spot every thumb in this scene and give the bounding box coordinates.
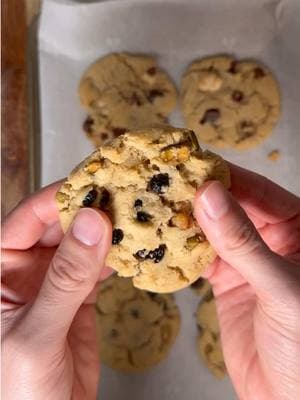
[194,181,291,296]
[29,208,112,340]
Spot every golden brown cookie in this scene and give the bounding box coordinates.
[56,126,230,293]
[96,275,180,372]
[79,53,177,147]
[196,292,226,379]
[181,56,280,150]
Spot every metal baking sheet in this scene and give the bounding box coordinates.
[35,0,300,399]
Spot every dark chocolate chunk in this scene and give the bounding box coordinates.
[136,211,153,223]
[147,173,170,194]
[253,67,266,79]
[83,116,94,134]
[82,189,97,207]
[134,199,143,208]
[147,244,167,263]
[147,89,164,103]
[237,120,256,142]
[200,109,220,124]
[101,132,109,141]
[227,61,238,74]
[232,90,244,102]
[112,228,124,245]
[134,249,148,260]
[147,67,157,76]
[112,127,127,137]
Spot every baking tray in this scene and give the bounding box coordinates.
[28,1,300,399]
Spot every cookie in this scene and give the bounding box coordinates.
[190,277,212,297]
[196,292,226,378]
[79,53,177,146]
[95,274,180,372]
[56,126,230,293]
[181,55,280,150]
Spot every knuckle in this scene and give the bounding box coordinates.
[224,220,263,257]
[50,252,92,292]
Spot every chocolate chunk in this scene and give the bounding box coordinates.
[99,188,110,209]
[147,67,157,76]
[200,109,220,125]
[134,249,148,260]
[237,120,256,142]
[130,309,140,319]
[83,116,94,134]
[227,61,238,74]
[101,132,109,141]
[134,199,143,208]
[136,211,153,223]
[232,90,244,102]
[112,127,127,137]
[147,173,170,194]
[253,67,266,79]
[82,189,97,207]
[151,164,160,171]
[112,228,124,245]
[147,89,164,103]
[147,244,167,263]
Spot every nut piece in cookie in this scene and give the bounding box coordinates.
[56,126,230,293]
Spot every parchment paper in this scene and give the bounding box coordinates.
[37,1,300,399]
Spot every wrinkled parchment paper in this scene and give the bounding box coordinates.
[38,1,300,399]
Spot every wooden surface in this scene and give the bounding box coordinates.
[2,0,40,217]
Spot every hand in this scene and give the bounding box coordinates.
[194,165,300,400]
[1,182,112,400]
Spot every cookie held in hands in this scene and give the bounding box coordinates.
[56,126,230,292]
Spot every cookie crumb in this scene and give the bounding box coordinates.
[267,149,280,162]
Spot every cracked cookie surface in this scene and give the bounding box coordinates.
[79,53,176,147]
[196,291,226,379]
[181,56,281,150]
[95,275,180,372]
[56,126,230,292]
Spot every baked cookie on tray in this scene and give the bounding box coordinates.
[196,292,226,379]
[95,274,180,372]
[79,53,177,147]
[56,125,230,293]
[181,55,280,150]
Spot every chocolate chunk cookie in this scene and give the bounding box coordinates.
[79,53,177,147]
[95,275,180,372]
[196,292,226,379]
[56,126,230,293]
[181,56,281,150]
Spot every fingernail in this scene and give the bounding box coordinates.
[72,208,104,246]
[200,181,229,220]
